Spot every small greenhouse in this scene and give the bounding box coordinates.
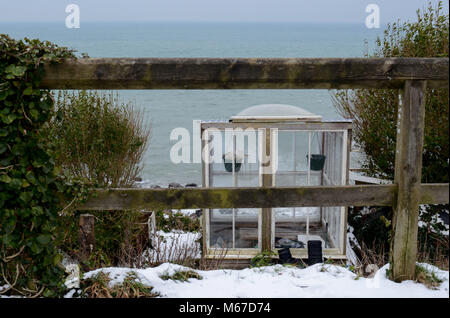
[200,104,352,262]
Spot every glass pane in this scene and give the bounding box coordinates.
[209,208,259,249]
[209,209,233,248]
[273,130,345,251]
[209,130,230,187]
[208,128,261,250]
[207,128,347,252]
[235,129,260,187]
[274,207,323,249]
[321,207,343,249]
[209,129,260,187]
[323,132,344,186]
[274,131,323,186]
[235,209,259,248]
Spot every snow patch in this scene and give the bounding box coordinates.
[142,230,201,264]
[78,262,449,298]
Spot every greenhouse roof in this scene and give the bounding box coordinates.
[230,104,322,123]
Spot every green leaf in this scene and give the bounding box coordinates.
[30,109,39,120]
[53,253,63,266]
[21,179,30,188]
[4,64,15,73]
[5,65,26,77]
[0,142,7,154]
[13,66,26,77]
[3,216,16,234]
[25,171,37,185]
[2,234,12,246]
[29,241,43,254]
[11,144,25,156]
[0,90,8,100]
[31,206,43,215]
[0,174,12,183]
[2,114,17,124]
[23,86,33,95]
[9,178,22,190]
[19,191,33,203]
[36,234,52,245]
[0,129,8,137]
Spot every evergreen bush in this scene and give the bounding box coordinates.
[0,35,75,297]
[333,2,449,257]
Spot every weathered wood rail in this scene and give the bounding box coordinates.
[41,57,449,89]
[41,57,449,282]
[79,184,448,211]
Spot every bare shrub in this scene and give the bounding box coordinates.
[350,234,448,278]
[197,249,229,271]
[142,231,202,268]
[417,229,449,271]
[132,224,228,270]
[358,241,388,271]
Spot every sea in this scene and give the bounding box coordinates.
[0,22,383,186]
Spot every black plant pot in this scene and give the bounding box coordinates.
[222,155,242,173]
[307,240,323,266]
[278,247,294,264]
[307,154,326,171]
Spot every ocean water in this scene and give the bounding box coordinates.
[0,22,383,186]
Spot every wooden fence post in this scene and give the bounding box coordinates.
[79,214,95,266]
[261,128,273,253]
[390,80,427,282]
[146,211,156,248]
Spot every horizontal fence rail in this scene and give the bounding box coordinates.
[40,57,449,90]
[79,183,449,211]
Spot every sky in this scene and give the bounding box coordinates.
[0,0,448,23]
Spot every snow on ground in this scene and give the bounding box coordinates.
[171,209,199,216]
[78,262,449,298]
[346,226,360,266]
[0,284,10,293]
[419,205,449,236]
[349,171,392,185]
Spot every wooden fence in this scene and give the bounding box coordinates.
[41,57,449,281]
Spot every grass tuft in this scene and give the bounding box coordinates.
[81,271,159,298]
[160,270,203,282]
[415,265,444,290]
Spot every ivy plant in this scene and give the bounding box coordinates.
[0,34,76,297]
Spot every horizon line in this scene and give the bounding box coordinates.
[0,20,386,25]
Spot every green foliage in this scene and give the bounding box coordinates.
[415,264,443,289]
[160,270,202,282]
[81,271,159,298]
[0,34,75,297]
[349,206,448,269]
[61,209,150,270]
[348,207,392,262]
[47,90,150,188]
[250,250,277,267]
[334,1,448,182]
[333,2,448,229]
[155,210,200,233]
[45,90,151,269]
